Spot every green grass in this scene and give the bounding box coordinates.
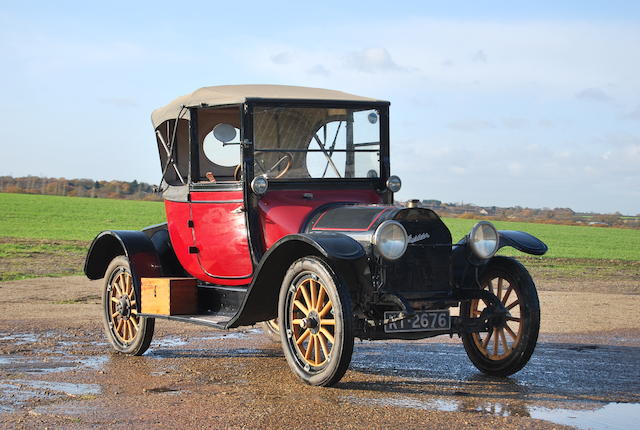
[442,217,640,261]
[0,193,165,241]
[1,192,639,268]
[0,240,86,258]
[0,193,165,281]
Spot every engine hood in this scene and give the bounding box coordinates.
[303,204,452,253]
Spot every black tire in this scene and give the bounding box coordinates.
[461,256,540,376]
[260,319,281,343]
[102,256,155,355]
[278,256,354,386]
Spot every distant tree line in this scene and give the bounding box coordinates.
[401,199,640,229]
[0,176,161,201]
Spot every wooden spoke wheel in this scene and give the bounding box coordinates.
[102,256,154,355]
[279,256,353,386]
[290,276,335,367]
[461,256,540,376]
[471,274,523,360]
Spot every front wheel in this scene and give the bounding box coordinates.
[102,256,155,355]
[278,256,354,386]
[460,256,540,376]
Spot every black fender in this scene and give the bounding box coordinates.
[452,230,547,289]
[498,230,548,256]
[84,225,187,310]
[227,232,367,328]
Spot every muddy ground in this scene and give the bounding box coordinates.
[0,275,639,429]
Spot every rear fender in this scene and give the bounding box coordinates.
[84,230,165,311]
[227,233,367,328]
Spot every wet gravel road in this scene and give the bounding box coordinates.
[1,277,639,429]
[1,324,639,430]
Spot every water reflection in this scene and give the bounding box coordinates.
[347,339,640,429]
[342,394,639,430]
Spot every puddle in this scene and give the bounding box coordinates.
[346,339,640,429]
[153,336,189,348]
[343,395,458,412]
[0,333,39,344]
[152,330,258,347]
[56,340,81,347]
[342,395,640,430]
[0,379,101,413]
[76,355,108,371]
[0,354,107,374]
[350,341,640,400]
[195,331,251,341]
[154,329,260,345]
[10,379,101,396]
[530,402,640,430]
[148,347,276,359]
[143,386,182,394]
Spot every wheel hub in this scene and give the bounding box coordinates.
[117,296,132,320]
[301,311,320,333]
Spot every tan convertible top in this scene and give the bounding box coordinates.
[151,84,385,128]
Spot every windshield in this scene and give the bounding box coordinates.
[253,106,381,180]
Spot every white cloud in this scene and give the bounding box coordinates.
[507,162,524,176]
[471,50,487,63]
[502,117,528,129]
[236,19,639,104]
[343,47,407,73]
[270,52,292,65]
[307,64,330,76]
[99,97,138,108]
[622,105,640,120]
[575,87,612,102]
[447,119,494,131]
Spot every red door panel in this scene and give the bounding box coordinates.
[165,190,253,286]
[190,191,253,284]
[165,200,202,279]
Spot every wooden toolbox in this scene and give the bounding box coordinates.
[141,278,198,315]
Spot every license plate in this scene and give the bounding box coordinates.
[384,310,451,333]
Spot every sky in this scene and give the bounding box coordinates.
[1,1,639,214]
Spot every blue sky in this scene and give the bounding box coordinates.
[1,1,639,214]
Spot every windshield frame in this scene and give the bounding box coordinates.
[243,99,391,189]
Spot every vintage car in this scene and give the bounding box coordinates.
[84,85,547,386]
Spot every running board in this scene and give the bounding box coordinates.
[138,278,249,330]
[138,312,235,330]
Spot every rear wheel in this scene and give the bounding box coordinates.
[102,256,154,355]
[461,256,540,376]
[260,319,281,343]
[278,256,354,386]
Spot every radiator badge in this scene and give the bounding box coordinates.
[407,232,430,243]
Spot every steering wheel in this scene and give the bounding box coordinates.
[254,151,293,179]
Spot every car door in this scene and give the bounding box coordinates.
[189,186,253,285]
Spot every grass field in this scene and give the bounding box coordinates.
[1,192,639,281]
[443,218,640,261]
[0,193,165,280]
[0,193,165,241]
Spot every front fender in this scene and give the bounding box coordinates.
[498,230,548,256]
[227,233,366,328]
[452,230,547,288]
